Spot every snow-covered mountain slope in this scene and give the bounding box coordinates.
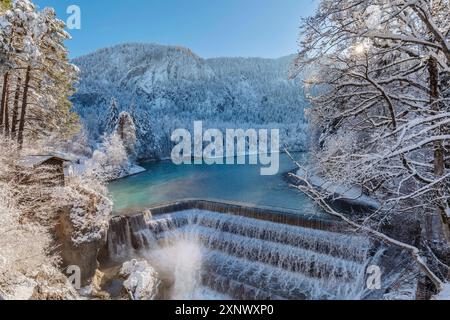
[71,43,309,158]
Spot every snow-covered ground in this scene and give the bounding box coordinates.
[296,169,381,211]
[127,164,146,176]
[433,283,450,300]
[66,160,146,181]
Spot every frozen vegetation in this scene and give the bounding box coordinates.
[292,0,450,298]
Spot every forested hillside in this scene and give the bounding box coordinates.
[72,43,309,158]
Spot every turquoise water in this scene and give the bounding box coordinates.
[108,153,318,214]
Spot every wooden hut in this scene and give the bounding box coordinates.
[18,154,71,186]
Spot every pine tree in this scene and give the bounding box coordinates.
[17,66,30,147]
[105,97,119,134]
[116,111,137,158]
[0,71,8,133]
[0,1,79,147]
[10,75,21,138]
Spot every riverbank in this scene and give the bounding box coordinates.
[284,169,381,213]
[68,161,146,181]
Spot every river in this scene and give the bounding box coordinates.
[108,153,319,215]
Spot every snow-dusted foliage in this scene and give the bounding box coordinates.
[0,0,115,299]
[71,43,310,158]
[60,129,93,158]
[0,0,79,148]
[294,0,450,294]
[67,116,143,183]
[84,133,131,182]
[116,111,137,158]
[104,98,119,134]
[0,187,56,298]
[0,139,78,299]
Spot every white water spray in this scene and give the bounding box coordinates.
[108,209,374,300]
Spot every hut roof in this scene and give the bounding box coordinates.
[18,154,72,168]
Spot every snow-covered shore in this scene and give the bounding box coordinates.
[66,161,146,182]
[294,169,381,212]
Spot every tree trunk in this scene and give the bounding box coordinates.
[429,56,450,242]
[18,67,31,149]
[0,72,9,133]
[429,57,444,175]
[4,79,10,136]
[11,76,22,139]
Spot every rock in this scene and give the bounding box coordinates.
[54,206,108,287]
[120,259,160,300]
[78,269,111,300]
[30,266,79,300]
[1,266,78,300]
[90,269,110,299]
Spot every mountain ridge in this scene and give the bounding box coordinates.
[73,42,297,63]
[71,43,308,158]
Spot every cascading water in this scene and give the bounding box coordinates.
[106,209,376,300]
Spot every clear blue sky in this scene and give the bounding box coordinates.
[33,0,318,59]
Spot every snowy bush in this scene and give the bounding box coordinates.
[0,140,77,299]
[84,133,131,182]
[0,184,58,298]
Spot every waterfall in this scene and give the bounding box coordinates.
[105,208,375,300]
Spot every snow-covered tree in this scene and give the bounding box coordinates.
[85,133,130,182]
[115,111,137,158]
[30,7,79,140]
[0,0,79,148]
[104,97,119,134]
[293,0,450,294]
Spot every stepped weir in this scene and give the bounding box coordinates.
[102,199,418,300]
